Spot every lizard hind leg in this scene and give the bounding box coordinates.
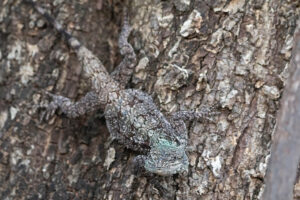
[40,91,103,121]
[111,8,137,87]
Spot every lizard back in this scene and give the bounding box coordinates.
[105,89,181,152]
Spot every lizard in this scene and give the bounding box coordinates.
[24,0,216,176]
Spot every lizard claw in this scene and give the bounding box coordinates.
[196,105,220,122]
[38,91,60,122]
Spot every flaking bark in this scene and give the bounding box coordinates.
[263,18,300,200]
[0,0,299,199]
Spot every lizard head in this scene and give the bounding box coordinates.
[144,138,189,176]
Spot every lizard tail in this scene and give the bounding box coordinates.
[24,0,120,92]
[23,0,81,49]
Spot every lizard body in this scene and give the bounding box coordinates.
[25,0,214,175]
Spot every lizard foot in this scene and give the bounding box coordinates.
[39,92,66,121]
[132,155,147,175]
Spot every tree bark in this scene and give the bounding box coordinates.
[263,18,300,200]
[0,0,299,199]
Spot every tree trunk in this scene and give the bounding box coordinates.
[0,0,299,199]
[263,18,300,200]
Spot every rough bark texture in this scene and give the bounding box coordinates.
[0,0,299,199]
[263,18,300,200]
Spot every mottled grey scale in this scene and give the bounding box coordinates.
[106,90,156,151]
[27,0,218,175]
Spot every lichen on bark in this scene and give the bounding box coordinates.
[0,0,299,199]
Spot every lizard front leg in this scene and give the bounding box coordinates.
[132,155,147,174]
[169,107,219,146]
[171,106,219,122]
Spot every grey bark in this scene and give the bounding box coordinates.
[263,19,300,200]
[0,0,299,199]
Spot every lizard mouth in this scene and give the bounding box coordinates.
[152,159,189,176]
[144,138,189,175]
[144,150,189,176]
